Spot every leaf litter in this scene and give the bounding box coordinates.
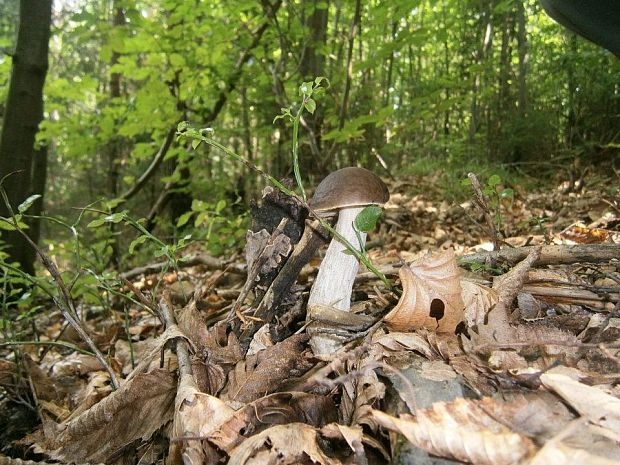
[1,173,620,464]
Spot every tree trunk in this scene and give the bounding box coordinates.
[106,3,126,269]
[514,0,528,161]
[469,5,493,144]
[565,33,577,148]
[0,0,52,275]
[299,0,328,176]
[338,0,362,166]
[106,5,126,198]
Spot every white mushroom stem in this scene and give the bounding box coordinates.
[307,206,367,311]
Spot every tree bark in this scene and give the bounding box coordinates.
[337,0,361,166]
[514,0,528,162]
[0,0,52,275]
[299,0,328,176]
[469,5,493,144]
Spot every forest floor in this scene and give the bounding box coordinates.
[1,165,620,464]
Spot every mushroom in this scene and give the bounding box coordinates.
[306,167,389,353]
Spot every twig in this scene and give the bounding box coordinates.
[488,247,541,330]
[468,172,501,250]
[116,127,176,203]
[158,295,193,378]
[0,340,94,356]
[119,252,244,280]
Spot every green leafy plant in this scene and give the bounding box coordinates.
[462,174,514,232]
[273,77,329,200]
[176,198,247,256]
[87,208,190,267]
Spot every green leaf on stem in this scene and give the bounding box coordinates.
[354,206,383,232]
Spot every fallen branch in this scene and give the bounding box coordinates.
[523,284,618,311]
[119,252,245,280]
[460,243,620,267]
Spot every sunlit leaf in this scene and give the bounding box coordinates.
[18,195,41,213]
[354,206,383,232]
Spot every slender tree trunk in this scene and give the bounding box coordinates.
[300,0,328,175]
[384,21,397,107]
[0,0,52,275]
[240,86,255,202]
[441,1,450,138]
[492,12,514,159]
[469,6,493,144]
[327,3,341,79]
[565,33,577,148]
[514,0,528,161]
[106,3,126,269]
[106,5,126,198]
[337,0,361,166]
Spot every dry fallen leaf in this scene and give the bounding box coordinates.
[540,369,620,433]
[530,441,620,465]
[372,397,536,465]
[224,334,312,403]
[461,279,498,327]
[208,392,338,454]
[45,369,176,464]
[169,373,234,465]
[384,249,464,333]
[227,423,343,465]
[371,330,434,359]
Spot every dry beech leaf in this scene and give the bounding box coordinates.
[65,372,112,421]
[530,441,620,465]
[371,397,536,465]
[384,249,464,333]
[541,370,620,433]
[371,330,434,358]
[207,392,337,453]
[227,423,342,465]
[208,392,338,454]
[224,334,312,403]
[247,324,274,356]
[461,279,498,327]
[202,320,244,367]
[51,353,108,378]
[46,369,176,464]
[169,373,234,465]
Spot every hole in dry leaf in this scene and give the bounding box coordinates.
[455,320,466,335]
[430,299,445,320]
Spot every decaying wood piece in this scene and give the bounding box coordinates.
[523,285,619,311]
[238,219,330,352]
[460,243,620,267]
[230,218,291,322]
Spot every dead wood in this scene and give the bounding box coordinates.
[460,243,620,267]
[238,219,330,351]
[119,252,245,280]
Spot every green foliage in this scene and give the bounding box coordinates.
[175,198,247,256]
[462,173,515,232]
[354,206,383,233]
[274,77,330,200]
[1,0,618,296]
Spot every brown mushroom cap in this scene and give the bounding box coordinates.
[309,167,390,213]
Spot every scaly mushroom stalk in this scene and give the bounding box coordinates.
[305,167,390,355]
[307,206,366,311]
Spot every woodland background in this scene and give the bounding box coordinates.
[1,1,620,463]
[1,0,619,278]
